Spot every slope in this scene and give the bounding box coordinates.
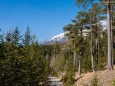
[74,65,115,86]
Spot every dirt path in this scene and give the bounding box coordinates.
[47,77,63,86]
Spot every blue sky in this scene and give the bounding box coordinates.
[0,0,81,41]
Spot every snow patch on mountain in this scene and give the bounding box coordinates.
[99,19,107,30]
[49,33,66,41]
[41,32,67,45]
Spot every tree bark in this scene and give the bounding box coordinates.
[95,24,99,65]
[78,54,81,76]
[90,11,95,72]
[107,0,113,70]
[73,44,77,66]
[111,18,113,67]
[90,33,95,72]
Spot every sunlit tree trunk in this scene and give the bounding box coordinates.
[111,18,113,67]
[73,44,77,66]
[78,28,83,76]
[107,0,113,70]
[90,25,95,72]
[78,54,81,76]
[89,9,95,72]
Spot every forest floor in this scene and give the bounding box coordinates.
[74,65,115,86]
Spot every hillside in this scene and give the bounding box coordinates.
[74,65,115,86]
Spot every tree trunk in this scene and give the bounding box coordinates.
[111,16,113,66]
[95,24,99,65]
[90,12,95,72]
[73,45,77,66]
[78,28,83,76]
[78,54,81,76]
[95,38,99,65]
[90,42,95,72]
[107,0,113,70]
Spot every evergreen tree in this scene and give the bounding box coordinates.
[12,27,21,46]
[64,24,78,69]
[23,27,32,46]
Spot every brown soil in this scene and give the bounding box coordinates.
[74,65,115,86]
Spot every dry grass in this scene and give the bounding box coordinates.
[74,65,115,86]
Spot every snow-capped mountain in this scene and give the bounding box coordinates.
[41,33,67,45]
[41,20,107,45]
[49,33,66,41]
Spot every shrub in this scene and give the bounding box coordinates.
[111,80,115,86]
[91,75,100,86]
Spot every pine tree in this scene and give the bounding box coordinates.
[64,24,78,69]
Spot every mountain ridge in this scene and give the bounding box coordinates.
[41,33,67,45]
